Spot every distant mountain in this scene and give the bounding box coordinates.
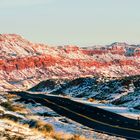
[0,34,140,91]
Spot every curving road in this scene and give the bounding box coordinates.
[9,91,140,140]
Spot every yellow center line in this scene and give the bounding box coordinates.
[24,93,140,133]
[43,98,140,133]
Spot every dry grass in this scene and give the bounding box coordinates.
[88,98,95,102]
[0,94,90,140]
[0,119,46,140]
[0,109,4,115]
[31,120,54,133]
[0,101,28,114]
[0,93,29,114]
[50,131,72,140]
[26,114,40,120]
[0,118,90,140]
[12,104,29,114]
[68,135,87,140]
[0,132,24,140]
[52,133,88,140]
[5,94,18,101]
[1,101,15,111]
[2,113,20,122]
[29,120,89,140]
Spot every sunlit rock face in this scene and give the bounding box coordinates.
[0,34,139,91]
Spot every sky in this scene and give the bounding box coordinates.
[0,0,140,46]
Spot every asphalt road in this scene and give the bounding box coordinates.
[9,91,140,140]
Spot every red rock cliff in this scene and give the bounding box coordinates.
[0,34,139,91]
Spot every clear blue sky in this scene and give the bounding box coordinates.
[0,0,140,46]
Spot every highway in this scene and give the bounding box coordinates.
[9,91,140,140]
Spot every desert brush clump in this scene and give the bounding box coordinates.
[2,113,22,122]
[52,133,87,140]
[0,131,24,140]
[11,104,28,114]
[0,101,28,114]
[0,119,48,140]
[0,101,14,111]
[29,119,54,133]
[28,120,88,140]
[5,94,18,101]
[68,134,87,140]
[0,109,4,115]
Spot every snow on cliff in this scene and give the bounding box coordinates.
[0,34,139,91]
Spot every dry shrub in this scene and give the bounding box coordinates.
[2,113,21,122]
[69,135,87,140]
[1,132,24,140]
[0,109,4,115]
[52,132,71,140]
[12,104,28,114]
[52,132,87,140]
[1,101,28,114]
[1,102,14,111]
[5,94,18,101]
[33,120,54,133]
[88,98,95,102]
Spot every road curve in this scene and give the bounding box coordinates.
[9,91,140,140]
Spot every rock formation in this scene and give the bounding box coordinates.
[0,34,139,90]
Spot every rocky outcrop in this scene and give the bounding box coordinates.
[0,34,139,91]
[29,75,140,109]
